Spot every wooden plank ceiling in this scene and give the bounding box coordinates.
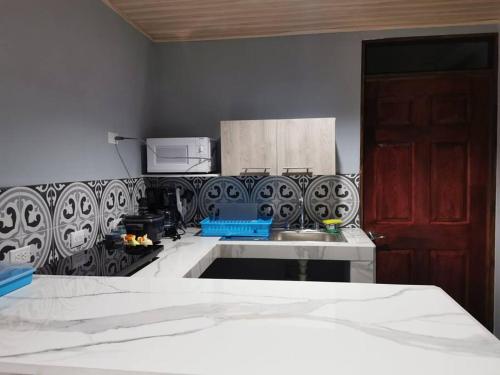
[103,0,500,42]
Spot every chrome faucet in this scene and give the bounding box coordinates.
[299,195,305,230]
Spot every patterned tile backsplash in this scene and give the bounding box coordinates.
[0,178,146,269]
[146,174,360,229]
[0,174,359,270]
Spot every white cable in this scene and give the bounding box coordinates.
[114,143,132,179]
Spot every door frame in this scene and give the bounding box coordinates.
[360,33,498,329]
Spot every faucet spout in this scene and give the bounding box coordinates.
[299,195,305,230]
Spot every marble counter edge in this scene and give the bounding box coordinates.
[132,228,375,280]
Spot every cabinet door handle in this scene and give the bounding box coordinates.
[282,167,313,177]
[240,168,270,176]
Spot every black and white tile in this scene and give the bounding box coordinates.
[250,176,303,226]
[53,182,99,257]
[0,174,359,270]
[152,174,360,228]
[198,177,249,219]
[0,188,21,243]
[0,178,147,269]
[304,175,360,227]
[131,179,147,214]
[0,187,53,267]
[100,180,131,235]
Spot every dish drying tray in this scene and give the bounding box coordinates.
[200,218,273,237]
[0,265,35,297]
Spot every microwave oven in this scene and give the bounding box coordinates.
[146,137,217,173]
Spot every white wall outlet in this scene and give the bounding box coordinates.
[108,131,118,144]
[70,230,86,248]
[8,245,33,265]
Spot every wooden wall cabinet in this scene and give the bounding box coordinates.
[276,118,335,176]
[221,120,278,176]
[221,118,335,176]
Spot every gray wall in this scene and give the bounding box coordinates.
[148,24,498,174]
[0,0,153,187]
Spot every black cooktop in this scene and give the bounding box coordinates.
[36,243,163,277]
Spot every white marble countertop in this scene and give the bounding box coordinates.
[1,277,499,375]
[133,228,375,279]
[0,229,499,374]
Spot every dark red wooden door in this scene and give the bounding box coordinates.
[363,72,495,327]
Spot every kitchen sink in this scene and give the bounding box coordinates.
[270,229,346,242]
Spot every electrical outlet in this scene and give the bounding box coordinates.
[70,230,86,248]
[8,245,33,265]
[108,131,118,144]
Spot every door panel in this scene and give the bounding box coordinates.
[363,72,494,327]
[429,250,467,305]
[430,142,469,222]
[377,98,414,126]
[374,143,414,222]
[431,94,470,125]
[376,249,413,284]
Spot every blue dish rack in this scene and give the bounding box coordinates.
[0,266,35,297]
[200,218,273,238]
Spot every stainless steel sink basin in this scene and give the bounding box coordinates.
[270,229,346,242]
